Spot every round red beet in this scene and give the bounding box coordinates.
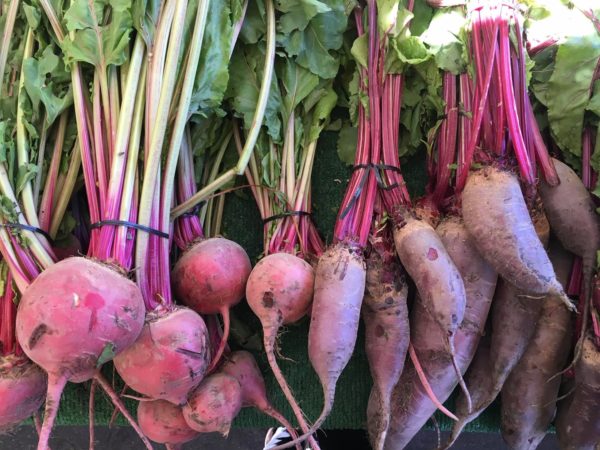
[114,307,210,405]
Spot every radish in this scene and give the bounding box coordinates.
[182,372,243,436]
[137,399,199,448]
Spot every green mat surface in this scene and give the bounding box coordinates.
[53,131,500,432]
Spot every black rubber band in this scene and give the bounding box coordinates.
[262,210,311,225]
[180,201,206,218]
[340,163,405,219]
[90,220,169,239]
[0,223,53,243]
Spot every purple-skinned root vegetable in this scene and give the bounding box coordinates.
[15,257,145,450]
[392,206,466,341]
[500,240,573,450]
[137,399,199,447]
[0,355,46,432]
[384,216,496,450]
[182,373,243,436]
[113,306,211,405]
[267,241,366,450]
[556,333,600,450]
[246,253,314,446]
[461,167,574,310]
[445,209,550,449]
[363,234,409,450]
[172,238,252,372]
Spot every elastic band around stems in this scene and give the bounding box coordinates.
[90,220,169,239]
[340,164,406,220]
[0,223,53,244]
[263,210,311,225]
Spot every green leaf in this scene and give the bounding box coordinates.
[16,163,38,195]
[132,0,159,45]
[189,0,233,117]
[61,0,133,68]
[421,8,468,74]
[239,0,266,44]
[278,0,348,79]
[392,36,430,65]
[377,0,400,36]
[587,80,600,117]
[23,47,73,126]
[277,0,331,35]
[96,342,116,368]
[547,33,600,158]
[308,86,337,142]
[337,125,357,165]
[278,58,320,120]
[23,4,41,29]
[350,34,368,68]
[227,44,283,142]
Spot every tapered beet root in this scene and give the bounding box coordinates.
[114,306,210,405]
[462,167,573,309]
[384,217,496,450]
[501,240,573,450]
[138,399,198,446]
[363,239,409,450]
[172,237,251,370]
[15,257,145,450]
[447,211,551,447]
[556,333,600,450]
[245,253,315,445]
[0,355,46,431]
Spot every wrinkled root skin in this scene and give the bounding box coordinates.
[172,238,251,315]
[16,257,145,383]
[0,356,46,431]
[138,399,199,445]
[363,237,409,450]
[556,334,600,450]
[500,241,573,450]
[182,373,242,436]
[385,217,496,450]
[462,167,565,299]
[114,307,210,405]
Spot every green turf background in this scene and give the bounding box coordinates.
[53,131,500,432]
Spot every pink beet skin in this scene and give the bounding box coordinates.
[138,399,198,445]
[0,355,47,430]
[182,373,243,436]
[114,307,211,405]
[16,257,145,383]
[246,253,315,326]
[172,238,251,315]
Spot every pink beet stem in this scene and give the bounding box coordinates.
[37,375,67,450]
[89,379,96,450]
[408,343,458,421]
[207,307,231,373]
